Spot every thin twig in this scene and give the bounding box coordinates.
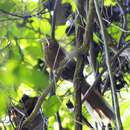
[94,0,123,129]
[103,18,130,33]
[82,42,130,98]
[51,0,59,39]
[0,8,48,19]
[73,0,91,129]
[0,120,6,130]
[56,112,63,130]
[14,37,24,61]
[21,83,53,128]
[116,0,127,48]
[81,115,93,129]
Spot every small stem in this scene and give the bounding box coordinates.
[14,37,24,61]
[51,0,59,39]
[73,0,87,129]
[56,112,63,130]
[21,82,54,127]
[94,0,123,129]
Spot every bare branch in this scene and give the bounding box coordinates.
[51,0,59,39]
[21,84,52,127]
[73,0,87,129]
[94,0,123,129]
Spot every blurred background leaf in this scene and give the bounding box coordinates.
[43,95,61,117]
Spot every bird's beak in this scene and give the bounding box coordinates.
[45,38,50,46]
[40,37,50,46]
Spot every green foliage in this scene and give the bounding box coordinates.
[0,90,8,117]
[104,0,116,6]
[0,60,49,89]
[43,95,61,117]
[55,25,67,39]
[107,24,122,42]
[0,0,16,11]
[0,0,130,130]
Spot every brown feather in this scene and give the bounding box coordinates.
[43,38,115,120]
[44,38,66,70]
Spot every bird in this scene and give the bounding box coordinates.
[43,38,115,121]
[20,94,38,115]
[19,95,48,130]
[44,38,66,70]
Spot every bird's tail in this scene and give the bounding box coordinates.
[81,79,115,121]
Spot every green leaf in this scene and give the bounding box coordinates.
[25,44,42,59]
[31,68,49,89]
[14,63,49,89]
[0,91,8,116]
[0,60,49,89]
[43,95,61,117]
[40,19,51,35]
[55,25,66,39]
[0,60,19,86]
[104,0,116,6]
[125,35,130,42]
[0,0,16,11]
[107,25,121,42]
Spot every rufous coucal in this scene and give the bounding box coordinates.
[43,38,115,120]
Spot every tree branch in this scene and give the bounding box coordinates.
[21,83,53,128]
[51,0,59,39]
[82,42,130,100]
[94,0,123,129]
[116,0,127,48]
[0,8,47,19]
[73,0,87,129]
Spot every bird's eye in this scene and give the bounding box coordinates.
[44,42,48,46]
[44,38,50,46]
